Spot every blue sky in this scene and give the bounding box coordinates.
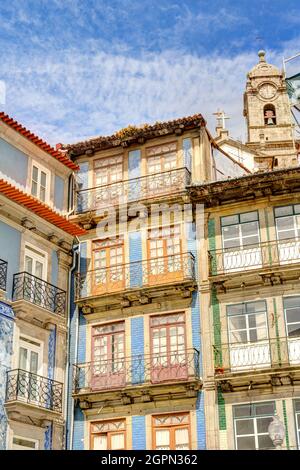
[0,0,300,144]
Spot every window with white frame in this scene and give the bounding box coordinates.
[274,205,300,241]
[221,211,260,250]
[283,296,300,338]
[295,400,300,449]
[12,435,39,450]
[227,301,268,345]
[233,402,275,450]
[31,163,50,203]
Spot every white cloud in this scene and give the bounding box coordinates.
[1,39,300,145]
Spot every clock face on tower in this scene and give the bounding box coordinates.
[259,83,277,100]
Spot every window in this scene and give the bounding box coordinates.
[146,142,178,175]
[295,400,300,449]
[91,322,125,390]
[18,336,42,402]
[92,238,124,294]
[94,155,123,186]
[264,104,276,125]
[221,212,261,271]
[227,301,270,370]
[283,296,300,364]
[150,313,187,382]
[233,402,275,450]
[147,226,182,281]
[274,205,300,263]
[31,163,50,203]
[275,205,300,241]
[24,245,48,306]
[12,436,39,450]
[153,413,190,450]
[90,419,126,450]
[283,296,300,338]
[227,301,268,345]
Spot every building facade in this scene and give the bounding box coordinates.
[0,113,84,450]
[64,115,246,450]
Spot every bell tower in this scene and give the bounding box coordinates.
[244,50,297,169]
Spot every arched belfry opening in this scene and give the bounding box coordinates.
[263,104,276,126]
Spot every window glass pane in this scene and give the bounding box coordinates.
[257,434,274,450]
[111,433,124,449]
[254,402,275,416]
[246,301,266,314]
[228,316,247,330]
[240,212,258,223]
[286,307,300,324]
[30,351,39,374]
[31,181,38,197]
[19,347,27,370]
[257,416,273,433]
[295,400,300,412]
[276,216,295,232]
[221,215,239,226]
[229,330,247,344]
[284,296,300,309]
[13,437,37,449]
[248,312,266,329]
[32,166,38,182]
[93,435,107,450]
[40,171,47,188]
[241,222,259,238]
[295,205,300,214]
[222,225,239,239]
[223,238,241,250]
[175,428,189,448]
[274,206,293,218]
[227,304,245,316]
[156,429,170,449]
[287,324,300,337]
[235,419,254,435]
[233,405,252,418]
[236,436,256,450]
[249,329,259,342]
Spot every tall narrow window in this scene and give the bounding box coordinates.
[92,322,125,390]
[145,142,180,196]
[93,155,123,208]
[31,163,49,203]
[221,211,261,272]
[90,420,126,450]
[233,402,275,450]
[150,313,187,383]
[283,296,300,364]
[152,413,190,450]
[92,238,124,295]
[147,226,182,283]
[274,205,300,264]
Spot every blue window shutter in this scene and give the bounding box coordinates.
[79,242,87,298]
[132,416,146,449]
[128,150,141,202]
[130,317,144,384]
[183,138,192,173]
[77,162,89,212]
[129,232,143,287]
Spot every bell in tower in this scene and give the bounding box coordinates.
[243,50,297,169]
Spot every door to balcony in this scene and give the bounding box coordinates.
[227,301,271,371]
[24,245,47,307]
[91,323,125,390]
[147,226,183,286]
[146,142,178,198]
[150,313,187,383]
[92,240,125,295]
[275,205,300,265]
[284,296,300,364]
[18,337,42,404]
[94,155,123,209]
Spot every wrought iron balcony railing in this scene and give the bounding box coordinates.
[213,336,300,375]
[75,252,195,300]
[0,258,8,291]
[12,272,66,316]
[209,238,300,276]
[5,369,63,413]
[73,349,200,394]
[76,167,191,213]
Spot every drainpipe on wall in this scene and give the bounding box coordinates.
[64,241,79,450]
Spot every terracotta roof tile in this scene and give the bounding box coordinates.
[0,112,79,171]
[0,178,86,237]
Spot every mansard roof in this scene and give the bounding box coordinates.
[0,112,79,171]
[63,113,206,157]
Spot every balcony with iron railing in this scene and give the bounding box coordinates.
[5,369,63,414]
[12,272,66,317]
[75,252,196,303]
[0,258,8,291]
[209,238,300,278]
[73,349,201,399]
[76,167,191,214]
[213,336,300,390]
